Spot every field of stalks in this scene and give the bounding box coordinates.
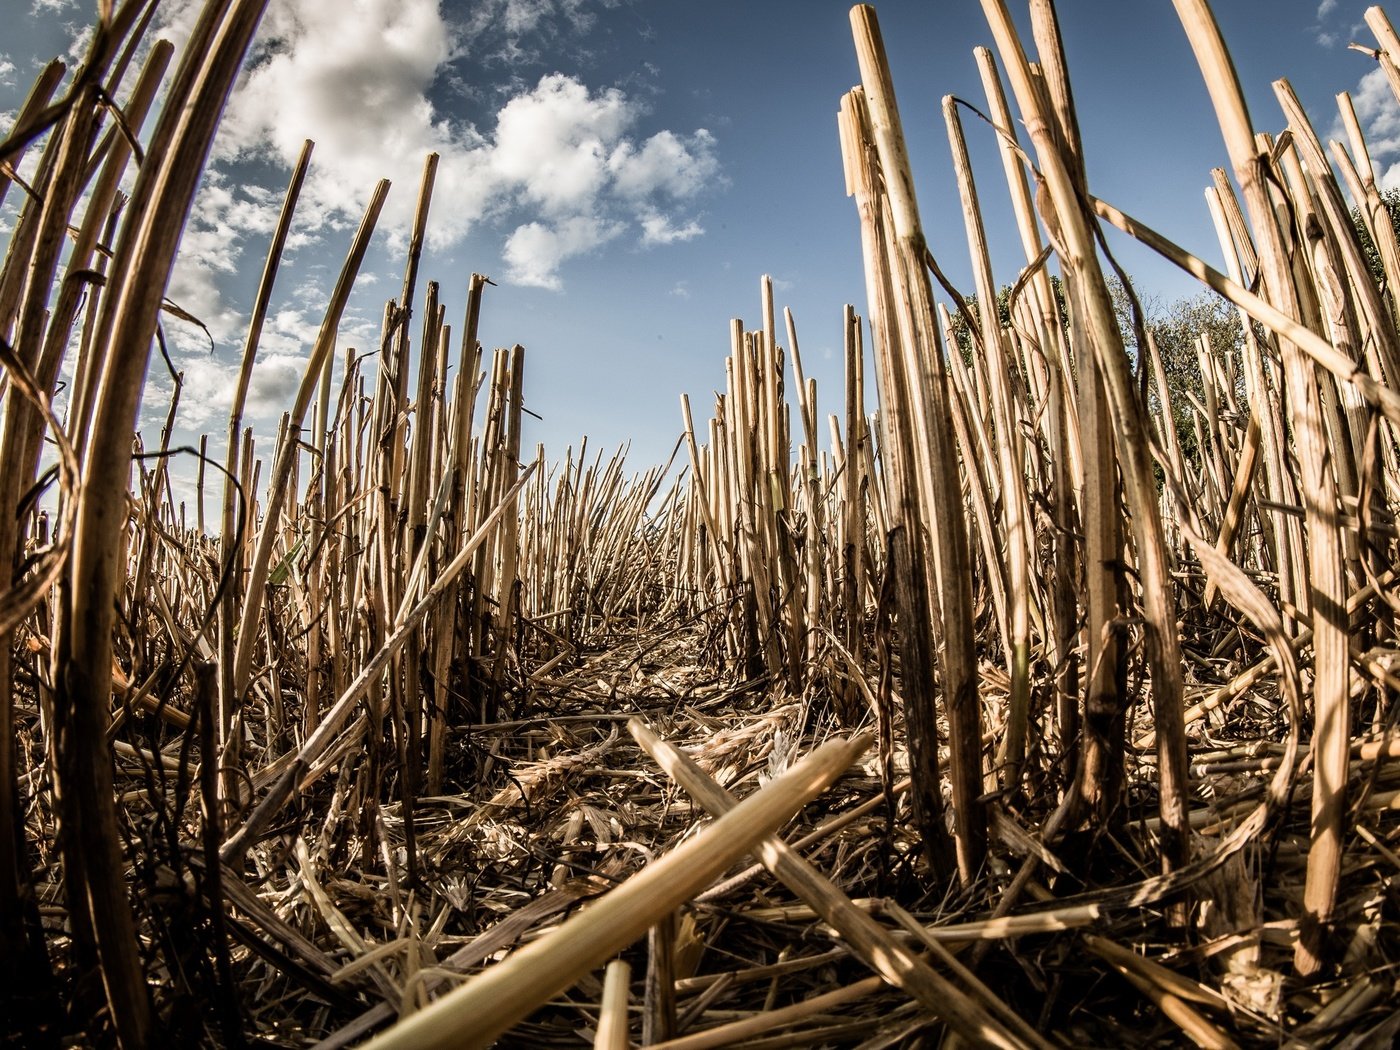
[4,0,1400,1046]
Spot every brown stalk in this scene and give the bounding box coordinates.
[595,958,632,1050]
[1149,0,1350,967]
[849,5,986,883]
[230,179,389,710]
[981,0,1192,879]
[943,95,1033,796]
[220,460,537,864]
[839,85,955,877]
[631,720,1034,1050]
[0,58,65,213]
[358,727,874,1050]
[217,139,313,765]
[973,46,1083,765]
[52,1,272,1043]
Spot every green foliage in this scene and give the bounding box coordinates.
[949,268,1240,471]
[948,274,1067,360]
[1150,291,1239,467]
[1351,187,1400,285]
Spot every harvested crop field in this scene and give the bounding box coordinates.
[3,1,1400,1047]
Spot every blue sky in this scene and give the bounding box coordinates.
[3,0,1396,472]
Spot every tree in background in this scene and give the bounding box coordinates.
[1111,277,1243,469]
[953,271,1240,471]
[1352,186,1400,287]
[948,273,1068,360]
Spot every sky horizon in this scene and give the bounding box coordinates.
[4,0,1398,488]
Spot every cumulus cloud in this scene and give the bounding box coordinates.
[162,303,367,430]
[491,75,630,214]
[638,208,703,246]
[611,129,718,199]
[135,0,721,440]
[485,75,718,284]
[244,352,311,417]
[206,0,489,242]
[503,215,624,289]
[1344,67,1400,189]
[157,0,719,296]
[65,23,94,63]
[163,174,289,353]
[0,56,15,88]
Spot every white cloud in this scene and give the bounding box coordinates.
[244,352,311,418]
[1345,66,1400,176]
[134,0,722,440]
[151,0,720,306]
[639,208,703,246]
[162,176,272,351]
[65,23,93,63]
[460,0,600,65]
[0,56,15,88]
[491,74,629,215]
[1316,0,1339,18]
[31,0,75,12]
[503,215,624,289]
[165,352,237,430]
[486,74,717,281]
[164,304,357,430]
[205,0,492,244]
[495,0,591,38]
[610,129,719,199]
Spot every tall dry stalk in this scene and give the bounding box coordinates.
[3,2,1400,1044]
[840,85,956,876]
[943,94,1033,795]
[979,0,1192,880]
[848,4,987,884]
[1171,0,1350,974]
[51,1,271,1042]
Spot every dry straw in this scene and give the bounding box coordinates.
[2,0,1400,1045]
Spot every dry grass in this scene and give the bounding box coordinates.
[3,1,1400,1047]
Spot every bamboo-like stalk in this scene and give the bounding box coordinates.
[0,31,173,1030]
[3,3,1398,1045]
[943,95,1033,796]
[848,5,986,882]
[840,85,955,876]
[981,0,1192,879]
[51,2,272,1043]
[973,46,1083,767]
[630,720,1034,1050]
[595,958,632,1050]
[1367,6,1400,111]
[397,278,443,885]
[220,460,538,863]
[359,727,873,1050]
[218,138,311,787]
[940,300,1013,667]
[1084,935,1241,1050]
[1206,173,1304,622]
[230,178,388,713]
[0,59,65,216]
[1170,0,1350,970]
[839,306,869,723]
